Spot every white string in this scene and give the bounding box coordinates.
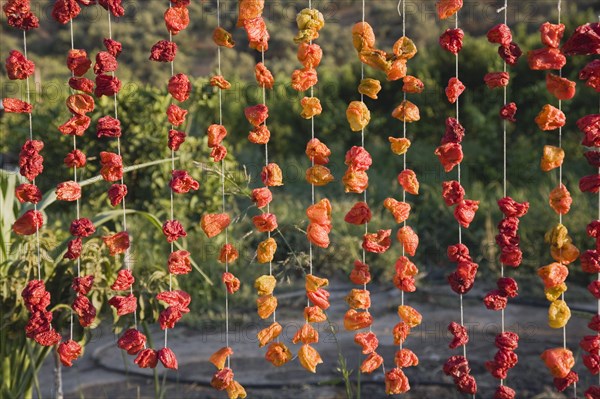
[21,31,42,280]
[215,0,231,369]
[359,0,371,335]
[67,18,82,341]
[397,0,408,352]
[453,9,474,398]
[258,17,277,329]
[162,0,179,349]
[307,0,316,311]
[499,0,508,387]
[107,10,137,330]
[597,91,600,387]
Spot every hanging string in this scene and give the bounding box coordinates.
[21,30,42,281]
[454,9,468,365]
[499,0,508,384]
[68,17,82,341]
[107,10,136,329]
[554,1,576,395]
[260,22,277,330]
[163,0,177,348]
[397,0,407,348]
[597,90,600,387]
[359,0,372,337]
[215,0,231,369]
[306,0,316,311]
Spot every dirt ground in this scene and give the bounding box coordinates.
[37,284,597,399]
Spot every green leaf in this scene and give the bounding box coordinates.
[28,157,178,213]
[50,209,212,285]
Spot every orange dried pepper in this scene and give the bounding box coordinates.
[393,36,417,60]
[541,348,575,378]
[306,198,332,226]
[305,165,334,186]
[537,262,569,288]
[541,145,564,172]
[392,100,420,122]
[446,77,466,104]
[255,275,276,296]
[395,256,418,278]
[256,294,277,319]
[546,73,576,100]
[384,198,411,223]
[244,17,270,52]
[436,0,463,20]
[257,237,276,263]
[305,138,331,165]
[398,305,422,327]
[291,68,318,92]
[210,75,231,90]
[345,289,371,310]
[397,226,419,256]
[389,137,411,155]
[361,352,384,373]
[298,344,323,373]
[66,94,94,116]
[395,348,419,368]
[344,309,373,330]
[304,306,326,323]
[398,170,419,195]
[257,321,282,347]
[201,213,230,238]
[351,22,376,52]
[385,367,410,395]
[386,59,408,81]
[535,104,566,131]
[350,260,371,285]
[358,78,381,100]
[248,125,270,144]
[261,163,283,186]
[300,97,322,119]
[550,242,579,265]
[305,274,328,293]
[354,331,379,354]
[393,322,411,345]
[212,27,235,48]
[307,288,330,309]
[297,42,322,68]
[292,323,319,345]
[265,342,292,367]
[226,380,246,399]
[207,124,227,148]
[346,101,371,131]
[209,346,233,370]
[222,272,240,294]
[403,75,425,94]
[164,6,189,35]
[549,184,572,215]
[362,229,392,253]
[307,223,330,248]
[435,143,463,172]
[342,169,369,193]
[252,213,277,233]
[237,0,264,27]
[255,62,274,89]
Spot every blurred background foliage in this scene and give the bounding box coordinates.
[1,0,600,360]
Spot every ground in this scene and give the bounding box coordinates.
[37,283,595,399]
